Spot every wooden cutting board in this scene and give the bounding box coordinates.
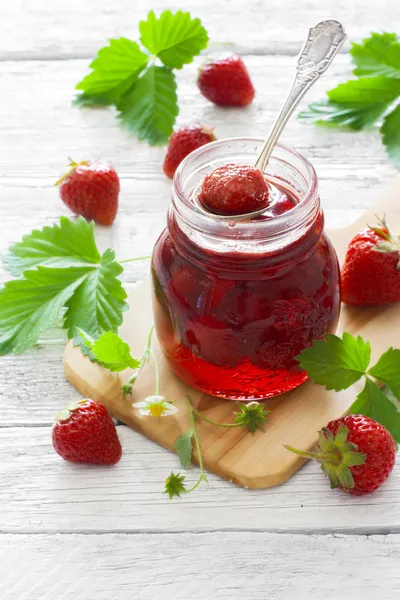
[64,176,400,489]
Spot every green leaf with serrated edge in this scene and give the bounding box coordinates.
[3,217,100,277]
[76,329,96,360]
[73,93,115,108]
[118,65,178,145]
[368,347,400,397]
[381,104,400,169]
[87,331,140,372]
[351,33,400,79]
[77,329,95,349]
[174,429,194,469]
[328,77,400,105]
[296,333,371,391]
[0,267,91,355]
[299,78,400,130]
[63,249,128,341]
[298,99,395,130]
[140,10,208,69]
[381,384,400,410]
[75,38,149,101]
[348,378,400,443]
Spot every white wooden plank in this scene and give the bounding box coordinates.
[1,0,399,60]
[1,426,399,534]
[1,531,400,600]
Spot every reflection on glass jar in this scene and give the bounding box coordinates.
[152,138,341,400]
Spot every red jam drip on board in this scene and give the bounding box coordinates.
[152,180,340,400]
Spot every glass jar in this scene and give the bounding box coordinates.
[151,138,341,400]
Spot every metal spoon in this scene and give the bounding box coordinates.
[194,20,347,221]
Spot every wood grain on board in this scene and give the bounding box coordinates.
[63,176,400,489]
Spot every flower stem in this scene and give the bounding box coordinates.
[186,395,208,491]
[123,325,155,394]
[119,255,151,264]
[142,324,159,393]
[144,325,154,360]
[191,407,238,428]
[153,352,160,395]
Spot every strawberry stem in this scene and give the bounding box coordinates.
[285,425,366,490]
[284,445,339,464]
[55,159,91,187]
[119,256,151,263]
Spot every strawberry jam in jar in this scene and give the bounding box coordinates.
[152,139,341,400]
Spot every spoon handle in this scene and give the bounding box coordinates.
[255,20,347,172]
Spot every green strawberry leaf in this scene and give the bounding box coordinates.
[63,249,128,340]
[299,77,400,130]
[118,65,178,145]
[0,218,128,354]
[348,378,400,443]
[351,32,400,79]
[298,99,394,130]
[73,93,115,108]
[381,384,400,408]
[140,10,208,69]
[368,347,400,397]
[3,217,100,277]
[79,330,140,372]
[381,104,400,169]
[296,332,371,391]
[174,429,194,469]
[75,38,149,102]
[76,329,96,360]
[0,267,90,355]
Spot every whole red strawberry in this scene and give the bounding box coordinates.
[56,160,120,225]
[199,163,270,216]
[287,415,396,495]
[342,216,400,305]
[52,399,122,465]
[163,125,216,178]
[198,54,255,107]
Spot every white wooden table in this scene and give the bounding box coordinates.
[1,2,400,598]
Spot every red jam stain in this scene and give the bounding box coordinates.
[151,182,340,400]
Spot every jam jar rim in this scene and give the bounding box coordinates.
[172,137,319,243]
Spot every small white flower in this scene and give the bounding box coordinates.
[133,395,179,418]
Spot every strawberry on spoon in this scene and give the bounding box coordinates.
[52,398,122,465]
[56,159,120,225]
[342,216,400,305]
[198,163,270,216]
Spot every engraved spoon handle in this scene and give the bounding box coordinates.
[255,20,347,172]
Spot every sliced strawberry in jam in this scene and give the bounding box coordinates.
[181,321,245,368]
[206,279,244,326]
[199,164,270,216]
[171,263,211,308]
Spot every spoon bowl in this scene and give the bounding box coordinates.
[192,181,282,221]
